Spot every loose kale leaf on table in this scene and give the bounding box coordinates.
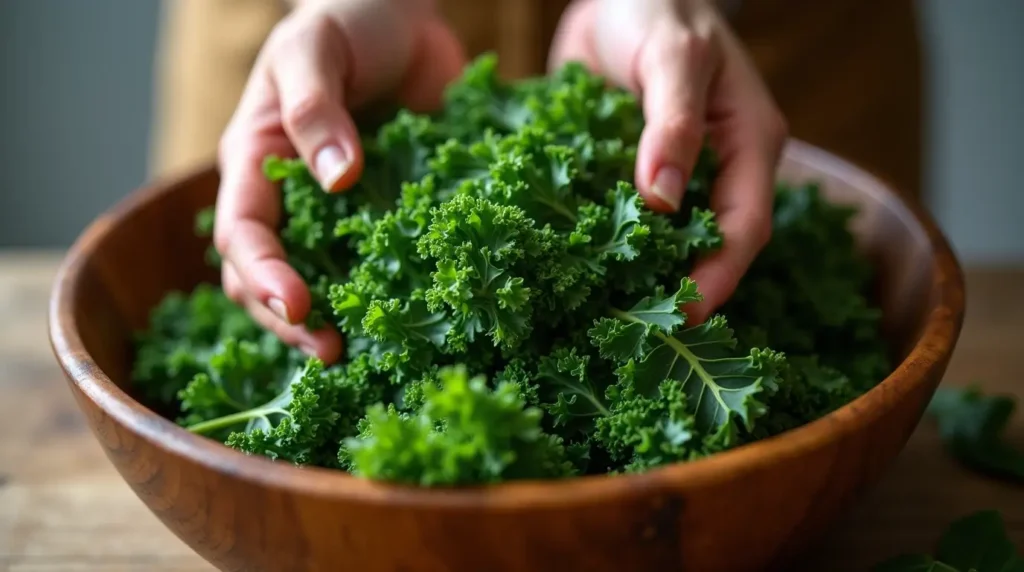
[873,510,1024,572]
[927,385,1024,483]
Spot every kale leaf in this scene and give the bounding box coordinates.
[873,510,1024,572]
[928,385,1024,483]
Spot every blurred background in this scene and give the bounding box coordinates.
[0,0,1020,263]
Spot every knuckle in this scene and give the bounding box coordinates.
[213,225,233,258]
[765,108,790,146]
[282,89,332,133]
[661,114,704,148]
[660,29,714,68]
[677,33,712,65]
[222,273,243,303]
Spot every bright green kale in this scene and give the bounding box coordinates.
[340,365,574,485]
[927,385,1024,483]
[131,53,891,486]
[872,510,1024,572]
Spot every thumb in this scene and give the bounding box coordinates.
[268,16,365,193]
[633,28,721,213]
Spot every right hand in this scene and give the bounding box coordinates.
[213,0,467,363]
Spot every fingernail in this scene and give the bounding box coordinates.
[314,145,350,192]
[268,297,291,323]
[651,166,684,212]
[299,344,319,357]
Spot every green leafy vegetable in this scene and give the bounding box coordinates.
[928,385,1024,483]
[131,53,891,486]
[341,365,574,485]
[873,510,1024,572]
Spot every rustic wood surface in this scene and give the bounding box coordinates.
[2,251,1021,571]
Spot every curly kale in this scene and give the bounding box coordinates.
[131,53,891,486]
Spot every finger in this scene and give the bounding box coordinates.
[215,118,313,327]
[239,281,344,364]
[224,231,342,363]
[683,150,774,325]
[396,17,469,112]
[222,215,313,325]
[268,16,364,193]
[633,24,721,214]
[683,33,787,324]
[547,0,602,73]
[222,260,245,304]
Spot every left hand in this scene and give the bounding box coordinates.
[549,0,788,324]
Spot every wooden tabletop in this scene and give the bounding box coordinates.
[1,251,1021,572]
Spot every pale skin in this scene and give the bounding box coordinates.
[213,0,788,363]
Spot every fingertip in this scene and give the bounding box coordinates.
[303,328,345,365]
[319,139,365,193]
[680,299,711,327]
[222,261,245,304]
[243,297,343,364]
[247,258,313,324]
[635,121,702,214]
[649,165,685,212]
[682,257,742,326]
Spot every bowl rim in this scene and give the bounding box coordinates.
[48,138,966,509]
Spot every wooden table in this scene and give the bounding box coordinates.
[1,252,1021,571]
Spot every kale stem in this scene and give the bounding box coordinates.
[608,307,634,323]
[216,386,248,413]
[581,390,611,417]
[536,196,577,223]
[185,407,289,435]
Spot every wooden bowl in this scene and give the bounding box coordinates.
[48,139,965,572]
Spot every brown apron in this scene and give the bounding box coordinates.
[150,0,923,201]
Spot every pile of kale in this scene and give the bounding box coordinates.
[132,55,890,486]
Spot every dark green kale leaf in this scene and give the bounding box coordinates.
[441,53,535,137]
[132,284,296,411]
[872,510,1024,572]
[722,181,888,388]
[534,347,612,439]
[176,337,293,429]
[595,279,785,434]
[927,385,1024,483]
[595,371,698,473]
[720,181,890,434]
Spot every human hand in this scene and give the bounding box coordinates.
[213,0,466,362]
[549,0,788,324]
